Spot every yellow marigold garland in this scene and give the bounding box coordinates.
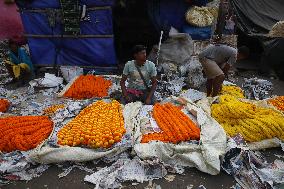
[219,85,245,98]
[57,100,125,149]
[211,95,284,142]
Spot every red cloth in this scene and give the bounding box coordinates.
[0,2,24,40]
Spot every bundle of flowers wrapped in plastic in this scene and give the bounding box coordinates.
[211,95,284,142]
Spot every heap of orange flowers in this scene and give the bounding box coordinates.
[63,75,112,99]
[141,103,200,143]
[57,100,125,149]
[0,99,10,112]
[0,116,53,152]
[43,104,65,116]
[268,96,284,112]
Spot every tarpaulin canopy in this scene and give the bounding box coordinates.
[0,2,24,40]
[16,0,117,67]
[230,0,284,36]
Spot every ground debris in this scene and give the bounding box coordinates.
[84,156,167,189]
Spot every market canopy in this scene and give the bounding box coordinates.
[230,0,284,36]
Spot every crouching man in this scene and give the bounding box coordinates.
[120,45,157,105]
[198,41,249,97]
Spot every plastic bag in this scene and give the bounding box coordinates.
[60,66,83,83]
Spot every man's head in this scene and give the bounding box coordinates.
[8,38,19,53]
[133,45,147,65]
[237,46,250,60]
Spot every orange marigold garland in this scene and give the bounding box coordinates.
[0,116,53,152]
[63,75,112,99]
[0,99,10,112]
[268,96,284,112]
[141,103,200,143]
[43,104,65,116]
[57,100,125,149]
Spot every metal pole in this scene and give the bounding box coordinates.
[156,30,164,65]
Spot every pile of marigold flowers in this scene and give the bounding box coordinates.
[219,85,245,98]
[43,104,65,116]
[0,116,53,152]
[268,96,284,112]
[0,99,10,112]
[63,75,112,99]
[57,100,125,149]
[141,103,200,143]
[211,95,284,142]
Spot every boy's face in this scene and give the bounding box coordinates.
[134,50,147,65]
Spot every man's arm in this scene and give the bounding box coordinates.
[145,76,157,104]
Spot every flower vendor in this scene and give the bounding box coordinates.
[198,36,249,97]
[4,38,34,85]
[120,45,158,105]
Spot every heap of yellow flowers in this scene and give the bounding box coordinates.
[43,104,65,116]
[268,96,284,112]
[219,85,245,98]
[57,100,125,149]
[211,95,284,142]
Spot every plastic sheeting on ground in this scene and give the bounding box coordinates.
[222,135,284,189]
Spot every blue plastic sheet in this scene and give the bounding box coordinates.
[182,24,212,40]
[17,0,116,67]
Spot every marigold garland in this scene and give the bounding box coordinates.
[63,75,112,99]
[141,103,200,143]
[43,104,65,116]
[0,99,10,112]
[57,100,125,149]
[211,95,284,142]
[268,96,284,112]
[220,85,245,98]
[0,116,53,152]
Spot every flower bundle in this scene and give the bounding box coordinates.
[0,99,10,112]
[211,95,284,142]
[268,96,284,112]
[43,104,65,115]
[220,85,245,98]
[141,103,200,143]
[0,116,53,152]
[63,75,112,99]
[57,100,125,149]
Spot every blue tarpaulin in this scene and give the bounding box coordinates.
[17,0,116,67]
[182,24,212,40]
